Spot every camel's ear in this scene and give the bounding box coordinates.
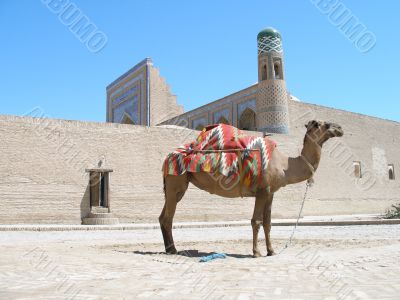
[305,120,320,130]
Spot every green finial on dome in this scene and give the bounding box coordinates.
[257,27,283,54]
[257,27,281,41]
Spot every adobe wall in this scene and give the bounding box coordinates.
[0,110,399,225]
[149,66,184,126]
[285,100,400,217]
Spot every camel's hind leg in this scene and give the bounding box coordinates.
[263,193,275,256]
[159,174,189,254]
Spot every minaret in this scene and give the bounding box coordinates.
[256,27,289,134]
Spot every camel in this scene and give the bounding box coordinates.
[159,120,344,257]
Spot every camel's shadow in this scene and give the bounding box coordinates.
[133,249,253,259]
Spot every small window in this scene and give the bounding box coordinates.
[353,161,362,178]
[388,164,395,180]
[273,57,283,80]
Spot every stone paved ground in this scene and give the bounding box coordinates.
[0,225,399,299]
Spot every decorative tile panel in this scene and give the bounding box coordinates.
[213,108,230,124]
[112,85,139,107]
[192,117,208,130]
[258,36,283,55]
[238,99,256,117]
[112,95,139,124]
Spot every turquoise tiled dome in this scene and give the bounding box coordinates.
[257,27,283,54]
[257,27,281,41]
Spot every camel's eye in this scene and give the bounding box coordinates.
[311,120,319,128]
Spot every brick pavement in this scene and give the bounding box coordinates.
[0,225,399,299]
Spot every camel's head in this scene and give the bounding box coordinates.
[305,120,344,145]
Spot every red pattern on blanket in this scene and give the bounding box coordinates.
[162,124,276,191]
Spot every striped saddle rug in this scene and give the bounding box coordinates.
[162,124,276,191]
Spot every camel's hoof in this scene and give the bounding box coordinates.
[165,246,177,255]
[253,251,262,258]
[267,251,276,256]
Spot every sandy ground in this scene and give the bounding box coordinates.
[0,225,399,299]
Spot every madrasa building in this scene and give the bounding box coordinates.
[107,28,290,134]
[0,28,398,225]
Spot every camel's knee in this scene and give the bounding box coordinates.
[158,209,168,226]
[262,222,272,229]
[251,219,263,228]
[159,215,172,227]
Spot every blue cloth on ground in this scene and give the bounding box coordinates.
[199,253,226,262]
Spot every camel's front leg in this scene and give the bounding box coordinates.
[251,190,267,257]
[159,175,189,254]
[263,193,275,256]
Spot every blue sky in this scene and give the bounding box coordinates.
[0,0,399,122]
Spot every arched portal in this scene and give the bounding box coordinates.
[121,113,135,125]
[195,124,205,131]
[217,116,230,125]
[238,108,256,131]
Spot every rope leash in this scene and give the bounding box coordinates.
[279,181,311,254]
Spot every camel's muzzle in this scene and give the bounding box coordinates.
[327,123,344,137]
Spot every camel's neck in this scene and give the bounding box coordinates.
[285,134,322,185]
[300,134,322,171]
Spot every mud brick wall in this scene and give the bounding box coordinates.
[0,111,399,224]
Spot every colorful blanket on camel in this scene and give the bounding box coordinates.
[162,124,276,191]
